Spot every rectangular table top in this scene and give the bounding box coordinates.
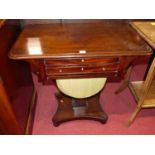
[9,20,152,60]
[131,21,155,49]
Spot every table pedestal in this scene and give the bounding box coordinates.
[52,92,108,127]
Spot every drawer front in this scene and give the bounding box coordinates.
[45,63,119,76]
[45,57,120,66]
[44,56,121,79]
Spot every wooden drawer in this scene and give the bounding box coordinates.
[46,71,119,79]
[44,56,120,79]
[45,63,119,76]
[44,57,120,66]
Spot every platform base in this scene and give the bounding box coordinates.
[52,92,108,127]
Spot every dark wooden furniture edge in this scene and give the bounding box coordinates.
[0,19,37,134]
[130,21,155,79]
[0,76,21,134]
[0,19,7,28]
[130,22,155,49]
[25,88,37,134]
[52,92,108,126]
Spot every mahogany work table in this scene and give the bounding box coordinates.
[9,20,152,126]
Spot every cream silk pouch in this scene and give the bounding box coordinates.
[56,78,107,99]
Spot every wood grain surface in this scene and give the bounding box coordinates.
[9,20,152,60]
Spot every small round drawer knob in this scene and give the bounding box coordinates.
[81,59,85,62]
[81,67,84,71]
[59,69,62,73]
[102,68,106,71]
[60,99,63,103]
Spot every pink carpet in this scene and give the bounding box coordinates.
[32,57,155,134]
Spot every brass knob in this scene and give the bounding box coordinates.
[60,99,63,103]
[102,68,106,71]
[59,69,62,73]
[81,59,85,62]
[81,67,84,71]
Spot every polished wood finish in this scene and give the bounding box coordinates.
[0,19,6,28]
[44,56,120,80]
[53,92,108,126]
[0,77,21,134]
[9,20,152,126]
[128,58,155,125]
[0,19,21,96]
[10,21,151,60]
[9,21,152,83]
[0,19,37,134]
[127,21,155,126]
[25,89,37,134]
[129,80,155,108]
[131,21,155,48]
[115,65,133,94]
[131,21,155,78]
